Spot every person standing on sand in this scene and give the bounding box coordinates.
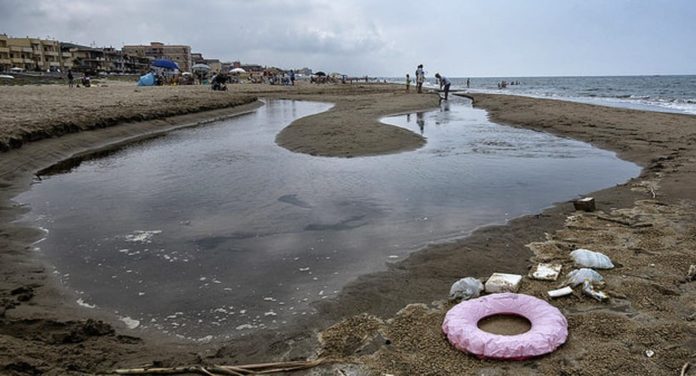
[415,64,425,93]
[67,70,74,88]
[435,73,451,101]
[406,73,411,92]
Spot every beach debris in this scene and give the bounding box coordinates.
[681,362,690,376]
[582,280,608,302]
[112,358,328,375]
[484,273,522,293]
[566,268,604,287]
[573,197,596,212]
[449,277,484,301]
[570,248,614,269]
[119,316,140,329]
[548,286,574,299]
[530,263,563,281]
[687,264,696,281]
[644,349,655,358]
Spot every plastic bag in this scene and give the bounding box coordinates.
[566,268,604,287]
[449,277,484,301]
[570,248,614,269]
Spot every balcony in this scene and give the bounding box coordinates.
[0,47,8,53]
[22,47,33,53]
[44,50,58,56]
[0,58,10,65]
[62,52,71,58]
[11,57,24,63]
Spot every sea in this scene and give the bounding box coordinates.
[386,75,696,115]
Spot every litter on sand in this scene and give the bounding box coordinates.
[582,280,609,302]
[449,277,484,301]
[484,273,522,293]
[530,263,563,281]
[573,197,596,212]
[566,268,604,287]
[570,248,614,269]
[548,286,574,298]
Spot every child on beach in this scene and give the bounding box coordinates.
[406,74,411,92]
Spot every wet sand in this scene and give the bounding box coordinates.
[1,82,695,375]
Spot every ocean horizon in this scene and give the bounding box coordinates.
[385,74,696,115]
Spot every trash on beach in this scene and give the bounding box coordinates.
[449,277,484,301]
[582,280,608,302]
[548,286,574,298]
[530,263,563,281]
[573,197,596,212]
[442,293,568,359]
[570,248,614,269]
[484,273,522,293]
[566,268,604,287]
[687,264,696,281]
[645,349,655,358]
[137,72,156,86]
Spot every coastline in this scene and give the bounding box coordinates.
[1,83,695,375]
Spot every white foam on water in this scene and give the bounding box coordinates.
[124,230,162,243]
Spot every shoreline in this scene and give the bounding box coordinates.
[1,83,695,375]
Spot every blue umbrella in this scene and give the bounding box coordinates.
[151,59,179,70]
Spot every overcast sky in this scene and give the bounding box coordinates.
[2,0,694,77]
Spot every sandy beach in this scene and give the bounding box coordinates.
[1,81,695,375]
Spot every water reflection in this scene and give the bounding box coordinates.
[17,98,640,341]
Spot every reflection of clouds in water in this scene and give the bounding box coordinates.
[20,100,640,341]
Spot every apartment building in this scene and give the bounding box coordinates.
[1,35,66,72]
[122,42,192,72]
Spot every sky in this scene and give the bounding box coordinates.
[1,0,695,77]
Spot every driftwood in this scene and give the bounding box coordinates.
[681,362,690,376]
[113,359,328,375]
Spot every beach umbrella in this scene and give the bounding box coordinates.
[181,72,192,76]
[230,67,246,73]
[192,63,211,71]
[151,59,180,70]
[10,67,24,72]
[314,71,326,76]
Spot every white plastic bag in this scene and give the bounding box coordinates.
[566,268,604,287]
[449,277,484,301]
[570,248,614,269]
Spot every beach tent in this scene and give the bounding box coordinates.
[314,71,326,76]
[137,72,156,86]
[151,59,179,70]
[230,67,246,73]
[10,67,24,72]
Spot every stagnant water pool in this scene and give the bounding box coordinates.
[17,98,640,341]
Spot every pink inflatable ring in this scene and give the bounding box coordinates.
[442,293,568,359]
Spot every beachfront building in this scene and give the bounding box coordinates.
[64,43,107,74]
[204,59,222,73]
[2,35,65,72]
[0,35,10,72]
[122,42,192,72]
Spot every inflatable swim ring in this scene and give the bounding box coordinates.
[442,292,568,359]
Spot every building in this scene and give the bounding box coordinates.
[122,42,192,72]
[2,35,65,72]
[191,52,205,65]
[63,43,107,73]
[204,59,221,73]
[0,35,10,71]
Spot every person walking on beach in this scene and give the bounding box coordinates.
[67,69,74,88]
[466,78,470,88]
[415,64,425,93]
[406,73,411,92]
[435,73,451,101]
